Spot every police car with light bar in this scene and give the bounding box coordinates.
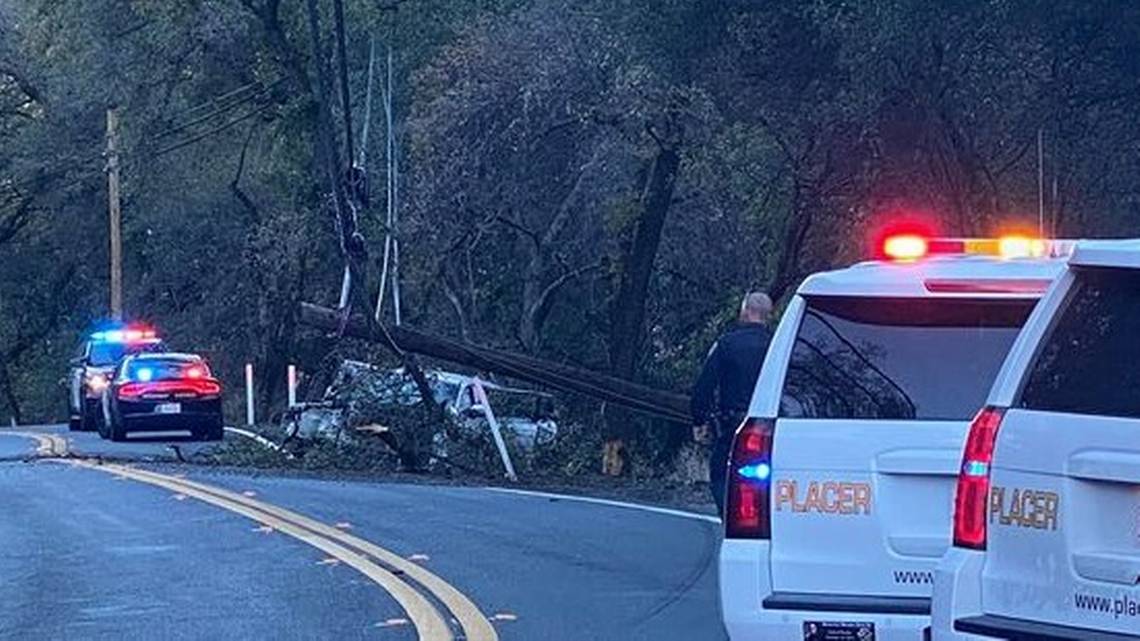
[933,239,1140,641]
[100,352,224,442]
[720,234,1073,641]
[67,326,165,432]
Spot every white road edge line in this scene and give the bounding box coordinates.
[222,426,294,456]
[483,487,721,524]
[223,426,288,454]
[0,431,51,455]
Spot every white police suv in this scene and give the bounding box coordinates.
[720,234,1072,641]
[933,239,1140,641]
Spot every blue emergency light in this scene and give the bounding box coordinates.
[738,462,771,481]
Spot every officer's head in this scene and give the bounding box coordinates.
[739,291,773,323]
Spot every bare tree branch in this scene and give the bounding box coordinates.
[230,123,260,224]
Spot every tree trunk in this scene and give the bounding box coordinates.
[603,142,681,475]
[768,182,811,302]
[518,165,591,352]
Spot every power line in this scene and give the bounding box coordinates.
[357,36,377,169]
[148,102,276,158]
[1,152,106,197]
[2,88,286,221]
[0,166,103,218]
[152,78,283,140]
[175,78,280,120]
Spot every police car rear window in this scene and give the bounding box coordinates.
[88,343,127,366]
[780,296,1035,421]
[1019,268,1140,419]
[123,357,206,382]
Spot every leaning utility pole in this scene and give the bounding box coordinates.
[106,107,124,320]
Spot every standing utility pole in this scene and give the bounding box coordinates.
[106,107,124,320]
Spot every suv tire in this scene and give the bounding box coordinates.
[80,401,102,432]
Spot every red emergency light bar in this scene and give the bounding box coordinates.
[879,234,1072,262]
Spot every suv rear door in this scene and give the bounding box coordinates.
[769,295,1036,604]
[982,267,1140,636]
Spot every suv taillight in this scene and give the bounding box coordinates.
[953,406,1006,550]
[725,417,775,540]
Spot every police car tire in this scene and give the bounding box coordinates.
[198,423,224,442]
[108,416,127,442]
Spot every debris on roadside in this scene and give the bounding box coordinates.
[280,360,561,476]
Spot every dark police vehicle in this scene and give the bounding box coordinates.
[67,326,165,431]
[99,352,224,442]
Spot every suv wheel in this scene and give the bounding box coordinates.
[80,402,102,432]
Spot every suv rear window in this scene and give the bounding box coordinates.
[781,296,1035,420]
[89,340,167,366]
[1019,268,1140,419]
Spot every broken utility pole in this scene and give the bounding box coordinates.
[299,302,690,424]
[302,0,449,468]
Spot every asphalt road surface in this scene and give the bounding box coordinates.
[0,426,727,641]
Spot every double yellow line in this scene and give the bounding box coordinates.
[17,432,498,641]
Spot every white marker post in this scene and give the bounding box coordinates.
[244,363,255,426]
[471,378,517,482]
[287,364,297,408]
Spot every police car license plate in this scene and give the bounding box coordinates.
[803,621,875,641]
[155,403,181,415]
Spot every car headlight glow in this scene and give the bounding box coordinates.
[86,373,109,391]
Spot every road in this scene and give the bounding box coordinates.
[0,426,727,641]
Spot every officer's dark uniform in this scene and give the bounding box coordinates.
[691,322,773,517]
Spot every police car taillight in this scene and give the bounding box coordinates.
[119,379,221,399]
[953,406,1005,549]
[725,417,775,540]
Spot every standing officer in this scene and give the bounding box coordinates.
[691,292,774,517]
